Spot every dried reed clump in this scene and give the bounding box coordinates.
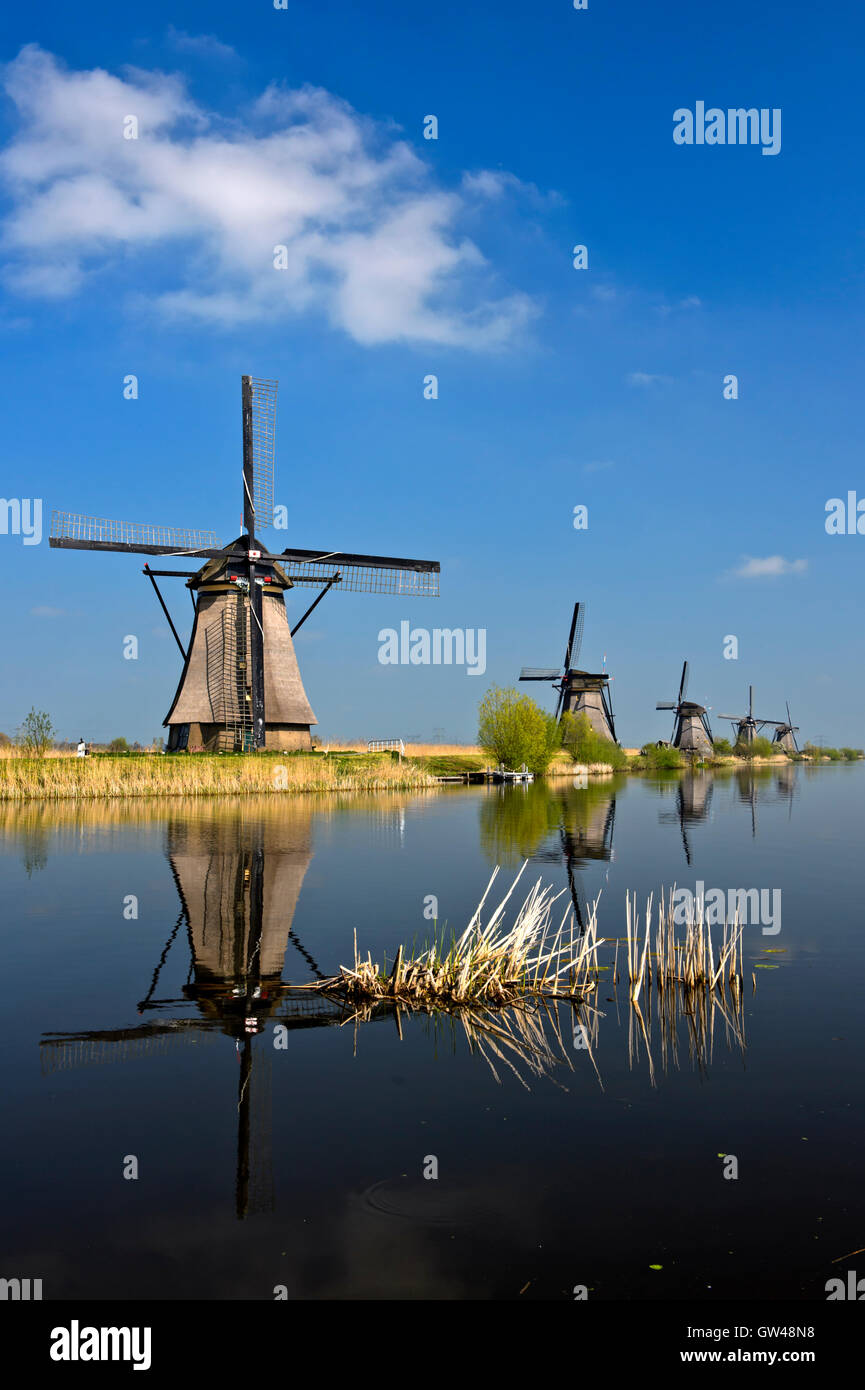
[624,888,745,1001]
[314,871,749,1017]
[311,863,605,1008]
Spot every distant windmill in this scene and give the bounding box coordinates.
[656,661,714,756]
[717,685,776,746]
[49,375,440,753]
[519,601,617,742]
[769,702,800,752]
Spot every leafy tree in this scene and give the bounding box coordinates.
[713,736,732,756]
[560,711,626,768]
[109,737,130,754]
[17,707,55,757]
[0,732,10,748]
[478,686,561,774]
[840,747,864,761]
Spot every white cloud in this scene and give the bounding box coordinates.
[461,169,561,206]
[0,46,537,347]
[165,28,238,62]
[627,370,672,386]
[728,555,808,579]
[656,294,702,316]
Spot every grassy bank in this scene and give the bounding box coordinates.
[0,751,437,800]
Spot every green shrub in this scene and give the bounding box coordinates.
[840,747,864,761]
[713,736,732,756]
[734,735,775,760]
[636,743,685,769]
[560,711,626,768]
[478,687,561,775]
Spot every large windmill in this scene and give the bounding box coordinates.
[49,376,440,752]
[717,685,777,747]
[769,702,800,752]
[519,602,617,742]
[656,661,714,756]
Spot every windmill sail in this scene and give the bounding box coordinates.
[248,376,277,529]
[50,511,221,556]
[280,548,440,596]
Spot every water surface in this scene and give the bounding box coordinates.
[1,765,862,1300]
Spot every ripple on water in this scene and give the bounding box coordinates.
[357,1175,485,1229]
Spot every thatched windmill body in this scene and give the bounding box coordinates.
[656,661,714,756]
[49,377,440,752]
[519,602,617,742]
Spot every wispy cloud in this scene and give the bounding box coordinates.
[0,46,537,347]
[656,294,702,315]
[165,28,238,63]
[30,605,67,617]
[583,459,615,474]
[728,555,808,579]
[626,370,672,387]
[461,169,562,207]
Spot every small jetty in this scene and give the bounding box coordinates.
[436,766,534,785]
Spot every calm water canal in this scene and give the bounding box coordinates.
[1,764,862,1300]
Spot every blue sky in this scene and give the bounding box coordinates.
[0,0,862,745]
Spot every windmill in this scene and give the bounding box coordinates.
[49,376,440,752]
[519,601,617,742]
[656,661,714,756]
[716,685,776,747]
[769,702,800,752]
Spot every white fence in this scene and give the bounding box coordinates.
[368,739,405,758]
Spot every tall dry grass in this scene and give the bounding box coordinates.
[0,753,437,801]
[306,867,753,1088]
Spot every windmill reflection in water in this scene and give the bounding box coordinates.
[39,804,380,1219]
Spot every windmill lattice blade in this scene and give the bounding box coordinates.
[281,548,439,596]
[656,702,676,710]
[249,377,277,528]
[520,668,562,680]
[563,602,584,671]
[554,684,565,720]
[49,511,221,556]
[678,661,689,704]
[787,701,792,725]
